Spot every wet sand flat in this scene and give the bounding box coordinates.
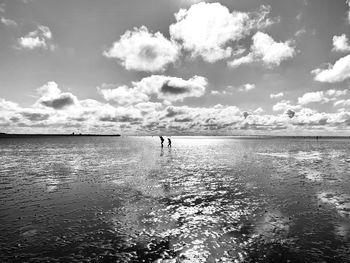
[1,136,350,262]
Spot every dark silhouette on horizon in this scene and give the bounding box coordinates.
[0,133,121,138]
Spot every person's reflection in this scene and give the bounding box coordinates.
[160,147,164,157]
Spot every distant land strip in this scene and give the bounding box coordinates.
[0,133,121,138]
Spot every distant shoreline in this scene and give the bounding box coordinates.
[0,133,121,138]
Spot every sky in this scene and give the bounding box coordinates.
[1,0,350,135]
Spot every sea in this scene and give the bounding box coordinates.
[0,136,350,263]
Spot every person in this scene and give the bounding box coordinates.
[159,136,164,147]
[167,138,172,147]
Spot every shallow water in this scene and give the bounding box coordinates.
[1,136,350,262]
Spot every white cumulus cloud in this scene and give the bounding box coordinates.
[273,100,301,112]
[1,17,17,26]
[270,92,284,99]
[97,84,149,106]
[169,2,274,63]
[0,98,19,111]
[228,32,295,68]
[332,34,350,52]
[252,32,295,66]
[298,91,328,105]
[104,26,180,72]
[312,54,350,83]
[18,25,54,50]
[334,99,350,107]
[298,89,347,105]
[238,83,256,92]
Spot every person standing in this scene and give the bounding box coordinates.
[167,138,171,147]
[159,136,164,147]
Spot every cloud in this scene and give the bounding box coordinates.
[254,107,265,115]
[285,109,295,119]
[239,83,255,92]
[98,75,207,106]
[133,75,207,102]
[312,54,350,83]
[104,26,179,72]
[211,84,255,94]
[210,90,221,95]
[169,2,275,63]
[270,92,284,99]
[297,89,347,105]
[0,3,5,13]
[243,111,249,119]
[157,104,243,132]
[334,99,350,107]
[228,54,254,68]
[273,100,301,112]
[18,25,54,50]
[347,0,350,24]
[97,84,149,106]
[0,98,19,111]
[298,91,328,105]
[252,32,295,66]
[1,17,17,26]
[332,34,350,52]
[36,81,77,110]
[135,102,163,114]
[291,109,350,127]
[228,32,295,68]
[294,28,306,38]
[210,89,232,96]
[326,89,347,97]
[21,111,50,121]
[99,113,142,123]
[179,0,204,5]
[2,79,350,134]
[40,95,75,110]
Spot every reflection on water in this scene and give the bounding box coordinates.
[1,136,350,262]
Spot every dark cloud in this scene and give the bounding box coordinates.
[174,117,193,122]
[141,121,161,130]
[40,94,75,109]
[318,118,328,125]
[240,123,287,130]
[286,109,295,119]
[120,124,132,129]
[10,116,20,123]
[139,45,158,61]
[99,115,142,123]
[69,116,87,122]
[163,106,186,118]
[243,111,249,119]
[161,81,189,94]
[21,112,50,121]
